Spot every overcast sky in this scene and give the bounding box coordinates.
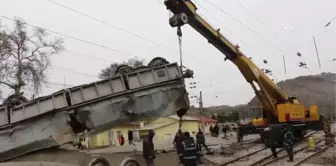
[1,0,335,107]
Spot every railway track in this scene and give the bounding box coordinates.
[253,139,325,166]
[256,140,334,166]
[217,131,318,166]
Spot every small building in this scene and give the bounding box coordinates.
[81,115,200,149]
[137,115,200,141]
[189,115,217,134]
[82,122,140,149]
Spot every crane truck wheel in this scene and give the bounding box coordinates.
[88,157,110,166]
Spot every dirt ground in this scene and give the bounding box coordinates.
[3,133,247,166]
[3,125,333,166]
[302,146,336,166]
[7,148,190,166]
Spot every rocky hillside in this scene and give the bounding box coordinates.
[250,72,335,117]
[250,72,335,106]
[189,72,336,118]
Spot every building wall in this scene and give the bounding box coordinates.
[200,122,216,134]
[139,120,200,141]
[110,126,140,146]
[83,125,138,149]
[82,117,199,149]
[180,121,199,137]
[150,117,173,124]
[82,131,109,149]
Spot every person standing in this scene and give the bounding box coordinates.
[222,125,228,139]
[213,124,219,137]
[196,128,210,153]
[128,129,136,146]
[209,125,213,137]
[143,129,156,166]
[265,126,281,159]
[282,125,294,162]
[180,132,199,166]
[119,134,125,146]
[173,129,184,162]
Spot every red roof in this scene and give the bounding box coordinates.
[189,115,217,123]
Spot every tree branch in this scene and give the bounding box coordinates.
[0,81,14,88]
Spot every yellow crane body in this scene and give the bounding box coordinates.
[163,0,324,141]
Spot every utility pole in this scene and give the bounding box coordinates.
[282,54,287,74]
[199,91,203,111]
[313,36,322,68]
[63,76,66,89]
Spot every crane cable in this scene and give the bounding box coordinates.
[177,26,183,129]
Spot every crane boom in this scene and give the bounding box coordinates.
[164,0,289,118]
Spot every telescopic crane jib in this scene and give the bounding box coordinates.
[163,0,325,142]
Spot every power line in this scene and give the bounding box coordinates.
[50,65,98,78]
[46,0,240,72]
[0,74,74,87]
[154,0,164,4]
[0,16,144,60]
[65,49,116,63]
[1,15,227,74]
[233,0,276,35]
[47,0,171,51]
[0,15,260,92]
[206,0,285,54]
[205,0,288,73]
[2,58,239,93]
[193,0,255,53]
[2,59,99,78]
[192,1,283,73]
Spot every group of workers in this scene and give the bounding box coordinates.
[172,128,210,166]
[265,124,295,162]
[209,124,219,137]
[210,124,232,139]
[137,123,296,166]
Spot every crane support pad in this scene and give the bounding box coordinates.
[323,119,331,133]
[0,62,190,162]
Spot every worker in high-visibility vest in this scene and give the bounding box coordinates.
[308,136,316,151]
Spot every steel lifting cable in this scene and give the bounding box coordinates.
[177,26,183,82]
[177,26,184,129]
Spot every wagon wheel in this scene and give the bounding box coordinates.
[114,64,134,75]
[3,92,28,107]
[119,157,141,166]
[131,66,150,73]
[147,57,169,68]
[88,157,110,166]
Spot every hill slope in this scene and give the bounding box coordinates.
[250,72,335,117]
[189,72,336,118]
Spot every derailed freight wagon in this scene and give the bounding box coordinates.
[0,57,191,162]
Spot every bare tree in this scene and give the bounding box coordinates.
[99,57,145,79]
[0,18,64,104]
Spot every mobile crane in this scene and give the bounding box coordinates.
[163,0,325,142]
